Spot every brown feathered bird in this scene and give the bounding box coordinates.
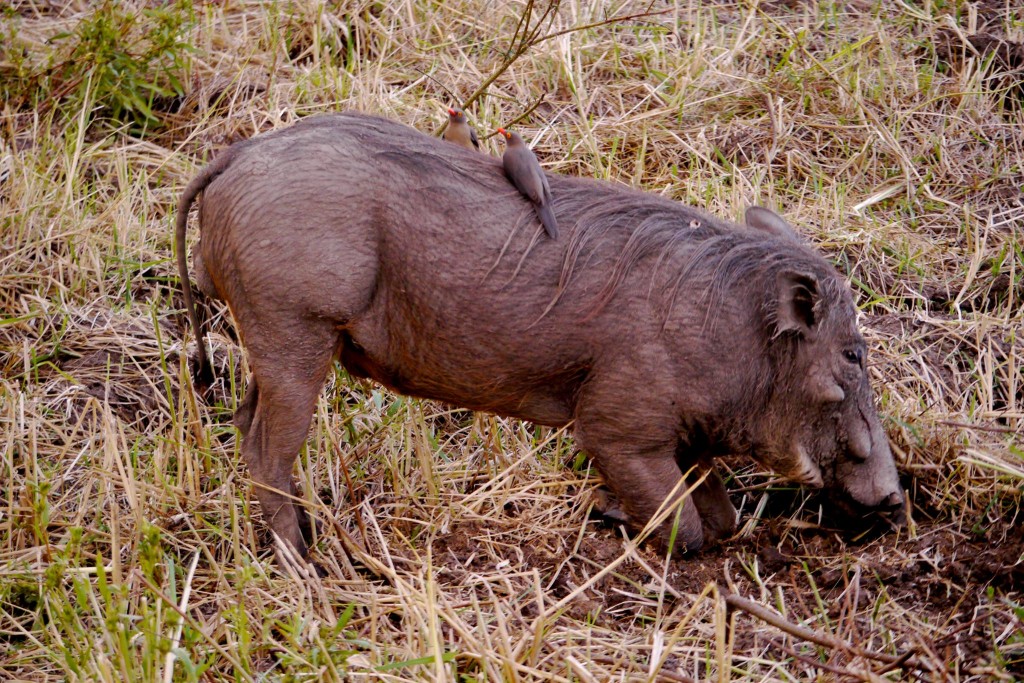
[497,128,559,239]
[443,107,479,150]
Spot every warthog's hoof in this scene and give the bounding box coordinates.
[591,486,630,525]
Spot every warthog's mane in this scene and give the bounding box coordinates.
[290,113,848,327]
[547,183,847,327]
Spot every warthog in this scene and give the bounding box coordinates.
[175,112,905,560]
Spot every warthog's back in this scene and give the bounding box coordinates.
[195,113,753,422]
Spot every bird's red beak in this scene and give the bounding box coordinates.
[448,108,457,116]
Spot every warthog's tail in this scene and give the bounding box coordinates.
[175,151,236,389]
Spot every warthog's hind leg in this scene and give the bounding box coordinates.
[240,320,338,561]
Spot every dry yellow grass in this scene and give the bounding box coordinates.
[1,0,1022,680]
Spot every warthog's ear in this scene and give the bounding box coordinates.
[774,270,819,337]
[745,206,800,242]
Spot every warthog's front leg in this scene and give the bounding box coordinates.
[686,461,737,543]
[233,378,259,437]
[573,377,704,554]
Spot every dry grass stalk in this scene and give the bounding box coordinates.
[1,0,1022,681]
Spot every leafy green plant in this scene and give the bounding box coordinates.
[3,0,195,131]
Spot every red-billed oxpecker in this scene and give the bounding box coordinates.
[497,128,559,239]
[443,107,479,150]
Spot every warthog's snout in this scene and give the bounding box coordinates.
[832,483,907,531]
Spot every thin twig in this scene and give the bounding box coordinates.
[935,419,1018,434]
[873,649,917,677]
[535,4,667,44]
[460,22,544,111]
[507,93,546,127]
[461,4,672,112]
[411,65,460,104]
[506,0,534,57]
[772,639,872,681]
[722,590,922,670]
[485,93,547,139]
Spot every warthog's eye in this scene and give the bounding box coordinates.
[843,349,863,367]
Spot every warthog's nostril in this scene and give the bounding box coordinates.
[877,491,907,527]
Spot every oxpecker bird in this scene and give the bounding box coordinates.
[443,107,479,150]
[497,128,559,239]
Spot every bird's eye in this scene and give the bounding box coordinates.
[843,349,862,366]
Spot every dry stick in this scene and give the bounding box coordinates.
[519,0,557,55]
[504,0,552,74]
[772,639,873,682]
[935,419,1019,434]
[722,590,921,670]
[873,649,917,677]
[534,1,663,43]
[506,0,537,56]
[482,93,547,141]
[504,94,546,128]
[460,4,672,113]
[460,1,555,112]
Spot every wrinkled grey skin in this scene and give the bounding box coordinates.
[175,112,905,561]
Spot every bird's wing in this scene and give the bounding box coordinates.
[539,167,552,201]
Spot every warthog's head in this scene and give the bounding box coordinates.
[742,211,906,528]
